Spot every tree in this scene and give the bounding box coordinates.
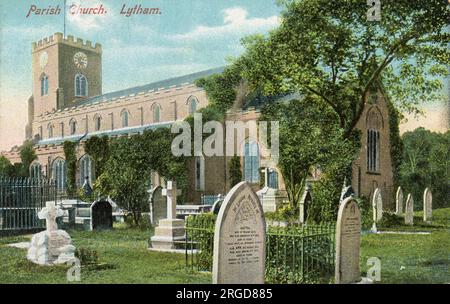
[63,141,77,196]
[259,96,357,213]
[95,128,187,226]
[229,156,242,187]
[399,128,449,209]
[237,0,449,138]
[19,140,37,177]
[85,135,110,178]
[0,156,12,176]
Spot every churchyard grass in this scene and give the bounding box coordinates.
[0,224,210,284]
[0,208,448,284]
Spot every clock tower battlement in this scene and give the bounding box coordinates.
[32,32,102,118]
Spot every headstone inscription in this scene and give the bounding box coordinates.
[212,181,266,284]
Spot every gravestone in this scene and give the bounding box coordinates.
[299,187,312,224]
[212,196,223,215]
[340,185,355,202]
[371,188,383,233]
[423,188,432,224]
[395,187,404,215]
[149,186,166,225]
[150,181,185,250]
[212,181,266,284]
[27,202,76,265]
[335,197,361,284]
[405,194,414,226]
[90,200,113,230]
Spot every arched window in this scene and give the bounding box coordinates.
[244,141,260,183]
[152,104,161,123]
[121,109,129,128]
[40,74,49,96]
[47,123,54,138]
[187,96,198,115]
[268,169,279,189]
[30,163,42,179]
[69,119,77,135]
[366,108,382,173]
[75,74,88,97]
[52,158,67,193]
[79,155,95,187]
[195,156,205,191]
[94,114,101,131]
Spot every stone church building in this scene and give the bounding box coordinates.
[1,33,395,209]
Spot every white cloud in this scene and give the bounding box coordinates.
[172,7,279,41]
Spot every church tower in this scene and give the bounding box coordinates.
[31,32,102,118]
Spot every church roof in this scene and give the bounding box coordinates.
[68,67,225,109]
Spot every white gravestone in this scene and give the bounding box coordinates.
[299,187,312,224]
[150,181,185,251]
[212,182,266,284]
[395,187,404,215]
[423,188,432,224]
[335,197,361,284]
[27,202,76,265]
[405,194,414,226]
[371,188,382,232]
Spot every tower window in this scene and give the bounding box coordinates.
[75,74,88,97]
[41,75,49,96]
[367,129,380,172]
[195,156,205,191]
[244,141,260,183]
[30,163,42,179]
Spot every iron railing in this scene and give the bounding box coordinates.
[0,177,56,232]
[185,217,335,283]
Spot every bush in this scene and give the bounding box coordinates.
[75,247,98,265]
[378,212,403,228]
[356,196,373,230]
[265,204,297,224]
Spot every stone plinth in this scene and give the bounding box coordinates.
[150,219,185,250]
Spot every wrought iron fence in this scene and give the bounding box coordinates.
[0,177,56,233]
[185,215,335,283]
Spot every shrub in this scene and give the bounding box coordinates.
[378,212,403,228]
[75,247,99,265]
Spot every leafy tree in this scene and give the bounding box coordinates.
[237,0,449,138]
[85,135,110,178]
[260,96,357,214]
[229,156,242,187]
[399,128,449,209]
[95,128,187,226]
[63,141,77,196]
[0,156,12,176]
[19,141,37,177]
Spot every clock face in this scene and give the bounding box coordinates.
[73,52,88,69]
[39,52,48,68]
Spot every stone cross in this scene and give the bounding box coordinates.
[38,201,64,232]
[395,187,404,215]
[162,181,181,220]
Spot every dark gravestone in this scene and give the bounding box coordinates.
[340,186,355,202]
[91,200,113,230]
[212,198,224,215]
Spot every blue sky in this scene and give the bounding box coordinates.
[0,0,282,96]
